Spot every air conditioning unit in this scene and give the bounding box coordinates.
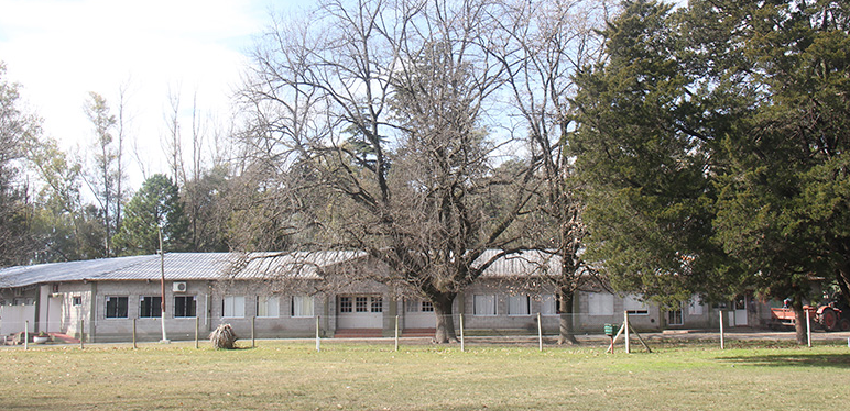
[173,281,187,292]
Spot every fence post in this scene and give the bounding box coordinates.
[719,310,725,350]
[195,316,199,349]
[806,308,812,348]
[24,321,29,350]
[537,312,543,352]
[251,316,256,348]
[459,313,465,353]
[624,311,631,354]
[132,319,137,349]
[315,315,321,352]
[394,315,399,352]
[80,319,85,349]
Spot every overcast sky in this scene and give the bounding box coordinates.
[0,0,309,188]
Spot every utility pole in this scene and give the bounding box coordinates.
[159,226,169,343]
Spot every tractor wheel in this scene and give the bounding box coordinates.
[821,308,838,332]
[840,319,850,332]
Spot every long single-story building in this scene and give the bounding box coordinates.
[0,251,771,343]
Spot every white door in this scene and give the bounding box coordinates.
[733,296,748,326]
[337,295,383,329]
[47,296,63,332]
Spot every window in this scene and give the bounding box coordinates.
[542,295,558,315]
[588,292,614,315]
[421,301,434,312]
[667,302,684,325]
[140,297,162,318]
[339,296,352,313]
[356,296,369,312]
[473,295,497,316]
[256,296,279,318]
[371,296,383,313]
[222,296,245,318]
[174,296,197,318]
[624,294,648,315]
[405,299,420,312]
[106,297,129,319]
[292,296,314,317]
[688,295,704,316]
[72,296,82,307]
[508,295,531,315]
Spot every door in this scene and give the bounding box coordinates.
[337,295,383,329]
[47,296,63,332]
[733,296,748,326]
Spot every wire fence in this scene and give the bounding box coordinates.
[0,311,826,351]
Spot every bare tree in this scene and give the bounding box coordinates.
[238,0,542,343]
[163,85,185,185]
[83,91,118,257]
[487,0,613,344]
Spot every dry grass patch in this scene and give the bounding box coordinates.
[0,341,847,410]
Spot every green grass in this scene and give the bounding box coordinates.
[1,340,849,410]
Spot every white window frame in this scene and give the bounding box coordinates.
[688,294,704,316]
[222,296,245,318]
[257,296,280,318]
[473,295,497,316]
[291,295,314,318]
[667,302,685,325]
[508,295,531,316]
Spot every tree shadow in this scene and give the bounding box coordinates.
[717,353,850,369]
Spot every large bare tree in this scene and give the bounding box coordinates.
[239,0,542,342]
[489,0,613,343]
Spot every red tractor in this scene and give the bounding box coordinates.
[770,296,850,332]
[816,297,850,332]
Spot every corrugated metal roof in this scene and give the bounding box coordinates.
[476,249,563,277]
[0,250,565,288]
[0,255,156,288]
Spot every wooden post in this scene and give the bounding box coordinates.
[194,317,199,349]
[719,310,725,350]
[315,315,321,352]
[24,321,29,350]
[537,312,543,352]
[80,319,85,349]
[624,311,631,354]
[132,319,137,349]
[251,316,256,348]
[394,315,399,352]
[806,308,811,348]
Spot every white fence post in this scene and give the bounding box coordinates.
[394,315,399,352]
[537,312,543,352]
[624,311,631,354]
[719,310,725,350]
[315,315,321,352]
[459,313,465,353]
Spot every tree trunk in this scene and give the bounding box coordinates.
[557,288,578,345]
[432,294,458,344]
[792,299,807,345]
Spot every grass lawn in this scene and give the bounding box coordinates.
[1,340,848,410]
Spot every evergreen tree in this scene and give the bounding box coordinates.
[113,174,188,255]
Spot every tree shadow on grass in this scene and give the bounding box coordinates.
[717,353,850,369]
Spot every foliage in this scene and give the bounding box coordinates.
[571,0,850,343]
[0,62,40,266]
[113,174,189,255]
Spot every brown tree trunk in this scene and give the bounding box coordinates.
[792,299,807,345]
[433,294,458,344]
[557,288,578,345]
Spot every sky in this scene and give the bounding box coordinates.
[0,0,308,189]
